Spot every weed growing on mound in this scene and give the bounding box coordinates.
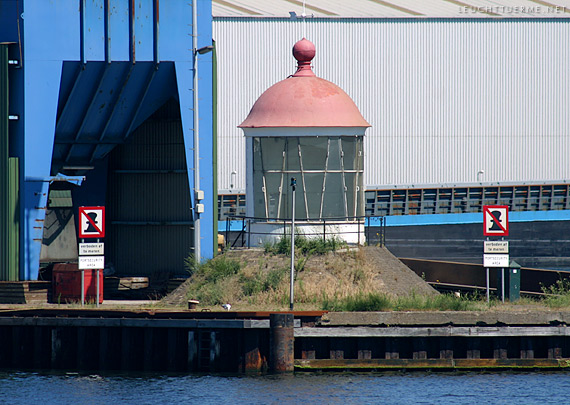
[541,278,570,308]
[240,268,284,296]
[394,292,475,311]
[322,292,391,311]
[265,235,345,256]
[184,255,242,305]
[321,292,481,312]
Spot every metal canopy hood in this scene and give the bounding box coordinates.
[52,61,178,176]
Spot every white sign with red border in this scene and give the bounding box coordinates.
[78,206,105,238]
[483,205,509,236]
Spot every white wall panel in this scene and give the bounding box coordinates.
[214,18,570,191]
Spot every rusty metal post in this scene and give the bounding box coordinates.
[270,313,294,373]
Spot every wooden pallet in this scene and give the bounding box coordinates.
[0,281,51,304]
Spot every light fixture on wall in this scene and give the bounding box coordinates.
[477,169,485,182]
[197,45,214,54]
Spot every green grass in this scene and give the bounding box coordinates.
[321,291,482,312]
[185,255,240,281]
[322,292,392,312]
[394,292,475,311]
[240,268,285,297]
[184,255,242,305]
[541,278,570,308]
[264,235,346,256]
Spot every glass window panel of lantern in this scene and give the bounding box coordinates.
[344,173,357,219]
[253,138,263,171]
[322,172,346,219]
[285,138,300,171]
[356,169,364,216]
[253,138,265,218]
[341,137,357,170]
[303,173,324,219]
[261,138,285,170]
[281,172,305,219]
[299,137,328,170]
[253,166,266,218]
[265,172,283,219]
[327,138,341,170]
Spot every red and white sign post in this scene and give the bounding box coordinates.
[78,206,105,306]
[483,205,509,237]
[483,205,509,303]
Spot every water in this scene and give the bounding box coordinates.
[1,371,569,404]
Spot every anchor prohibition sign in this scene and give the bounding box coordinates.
[483,205,509,237]
[78,206,105,238]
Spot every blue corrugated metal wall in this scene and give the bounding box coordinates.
[0,0,214,280]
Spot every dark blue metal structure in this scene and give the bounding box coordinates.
[1,0,214,280]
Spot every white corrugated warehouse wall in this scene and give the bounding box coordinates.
[213,18,570,191]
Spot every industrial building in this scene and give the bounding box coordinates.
[2,0,570,285]
[1,1,215,282]
[213,0,570,268]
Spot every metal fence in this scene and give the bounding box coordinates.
[223,215,385,249]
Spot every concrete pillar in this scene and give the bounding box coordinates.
[439,337,453,359]
[493,337,508,359]
[301,339,316,360]
[269,313,294,372]
[548,337,562,359]
[467,338,481,359]
[385,338,399,359]
[413,338,428,360]
[357,338,373,360]
[330,339,345,360]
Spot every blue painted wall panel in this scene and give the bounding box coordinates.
[109,0,130,61]
[22,181,49,280]
[197,0,212,49]
[134,0,155,61]
[24,60,61,177]
[379,209,570,228]
[24,0,80,61]
[159,1,193,61]
[84,0,106,61]
[0,0,20,42]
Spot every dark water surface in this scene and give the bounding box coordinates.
[1,371,569,404]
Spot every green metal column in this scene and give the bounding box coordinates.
[8,157,19,279]
[0,44,18,281]
[212,40,218,254]
[1,44,9,279]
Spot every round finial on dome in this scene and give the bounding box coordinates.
[292,38,316,77]
[293,38,316,62]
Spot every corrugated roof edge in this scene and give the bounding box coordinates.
[213,15,570,19]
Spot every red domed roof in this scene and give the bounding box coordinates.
[239,39,370,129]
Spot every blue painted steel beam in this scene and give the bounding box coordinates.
[2,0,214,279]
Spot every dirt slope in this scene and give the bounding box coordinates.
[162,246,437,308]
